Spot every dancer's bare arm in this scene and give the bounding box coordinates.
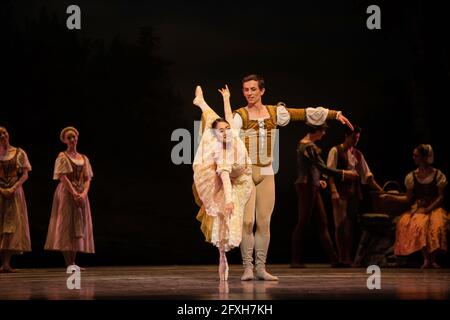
[380,189,411,203]
[218,85,233,129]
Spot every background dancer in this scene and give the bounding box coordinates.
[45,127,95,269]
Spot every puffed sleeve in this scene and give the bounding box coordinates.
[276,103,291,126]
[233,113,243,130]
[436,170,447,188]
[83,155,94,180]
[404,172,415,190]
[306,107,329,126]
[357,153,374,185]
[327,147,338,169]
[53,153,73,180]
[17,149,32,171]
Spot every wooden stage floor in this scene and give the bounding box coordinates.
[1,264,450,300]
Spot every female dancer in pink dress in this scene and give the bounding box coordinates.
[45,127,95,269]
[0,126,32,273]
[193,85,253,281]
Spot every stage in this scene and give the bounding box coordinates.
[1,265,449,300]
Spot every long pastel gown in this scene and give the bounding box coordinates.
[45,152,95,253]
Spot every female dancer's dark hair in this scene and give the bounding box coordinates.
[212,118,229,129]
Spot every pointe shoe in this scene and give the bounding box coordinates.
[241,267,254,281]
[256,269,279,281]
[219,259,229,281]
[193,85,205,106]
[224,263,229,281]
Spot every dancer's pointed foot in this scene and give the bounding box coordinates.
[219,255,228,281]
[193,85,205,107]
[241,267,254,281]
[219,264,228,282]
[224,263,229,281]
[256,269,279,281]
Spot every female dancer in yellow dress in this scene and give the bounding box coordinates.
[193,85,253,281]
[382,144,447,268]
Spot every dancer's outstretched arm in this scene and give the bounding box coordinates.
[380,189,411,204]
[284,105,353,130]
[305,146,358,181]
[218,85,233,129]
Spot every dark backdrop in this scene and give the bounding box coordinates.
[1,0,449,267]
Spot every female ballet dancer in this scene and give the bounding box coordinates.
[45,127,95,269]
[193,85,253,281]
[382,144,447,268]
[0,126,32,273]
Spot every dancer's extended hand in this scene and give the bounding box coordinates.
[344,170,359,181]
[337,113,354,131]
[218,85,231,99]
[331,191,340,201]
[379,193,389,200]
[73,192,84,207]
